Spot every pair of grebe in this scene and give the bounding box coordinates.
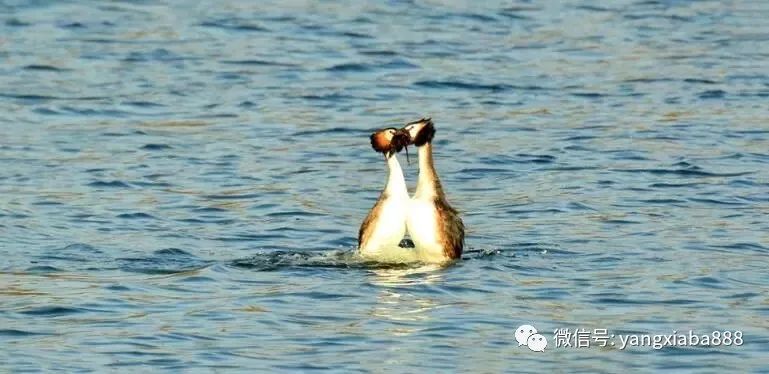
[358,118,464,263]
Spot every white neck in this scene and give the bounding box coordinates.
[415,143,441,199]
[385,153,407,197]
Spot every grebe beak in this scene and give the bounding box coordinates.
[401,117,435,147]
[392,129,411,164]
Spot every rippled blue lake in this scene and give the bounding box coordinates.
[2,0,769,372]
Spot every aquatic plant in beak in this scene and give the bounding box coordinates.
[392,128,411,164]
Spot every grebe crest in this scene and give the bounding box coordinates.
[370,127,409,157]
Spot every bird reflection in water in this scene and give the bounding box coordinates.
[367,264,446,334]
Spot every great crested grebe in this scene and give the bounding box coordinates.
[402,118,464,262]
[358,128,416,261]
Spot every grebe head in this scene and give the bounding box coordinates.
[370,127,410,156]
[402,117,435,147]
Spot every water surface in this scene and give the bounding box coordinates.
[1,0,769,372]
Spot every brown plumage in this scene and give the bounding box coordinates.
[435,197,464,259]
[357,192,383,248]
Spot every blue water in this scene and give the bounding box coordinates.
[2,0,769,372]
